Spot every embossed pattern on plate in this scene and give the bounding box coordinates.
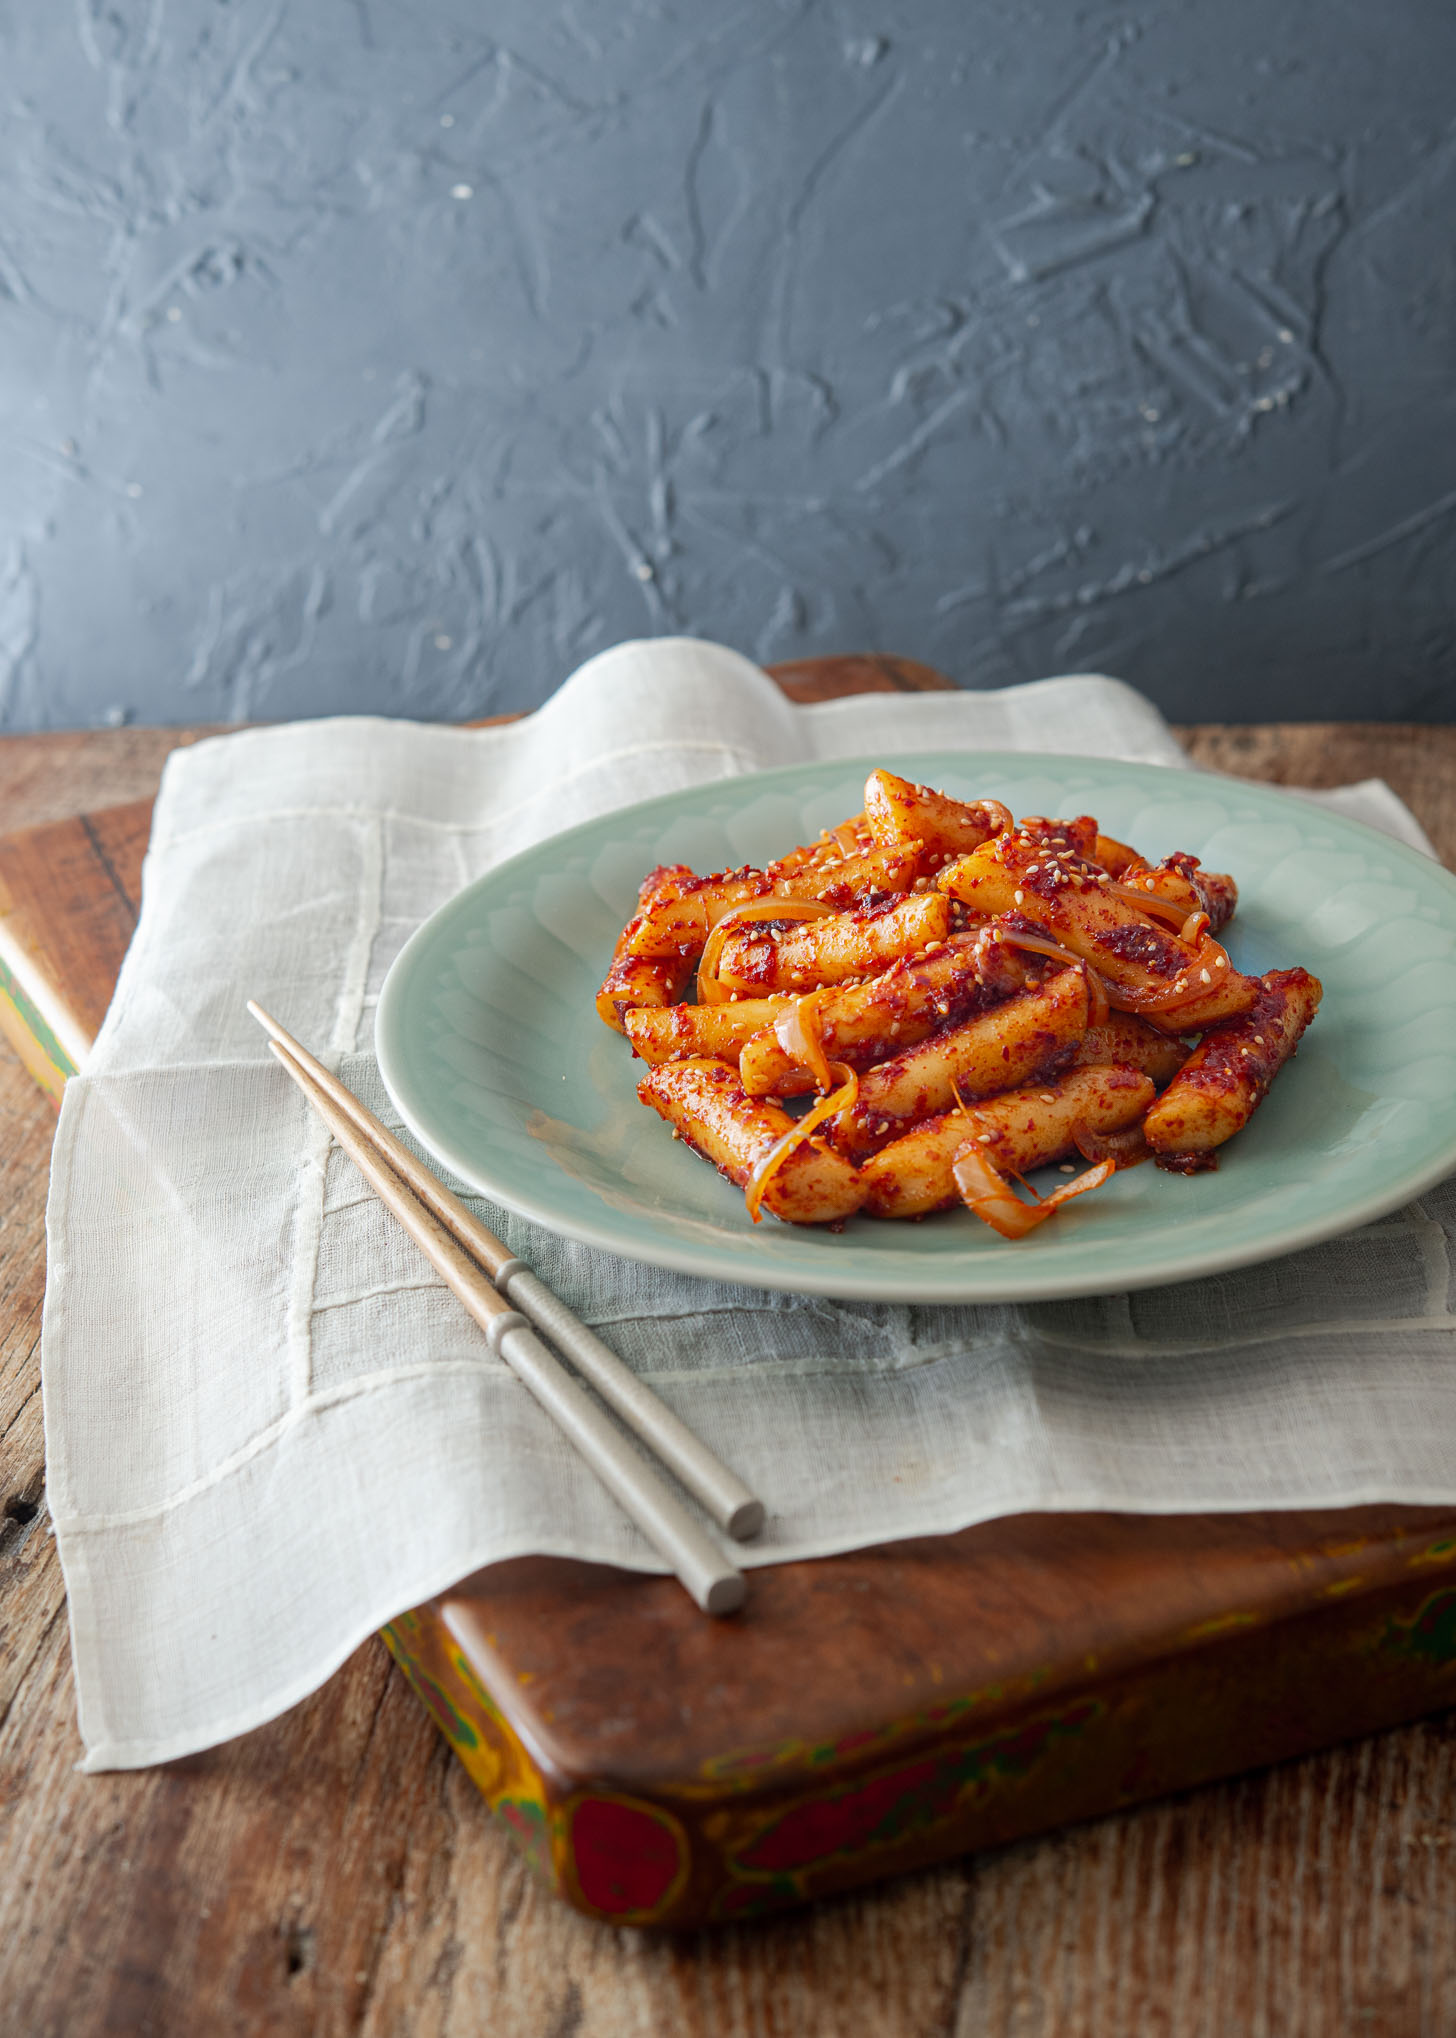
[376,753,1456,1303]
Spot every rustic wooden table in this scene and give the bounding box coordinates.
[2,720,1455,2038]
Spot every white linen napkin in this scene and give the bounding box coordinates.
[41,638,1455,1770]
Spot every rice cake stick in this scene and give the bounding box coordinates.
[714,892,951,996]
[638,1058,864,1225]
[938,833,1257,1031]
[861,1064,1155,1220]
[737,930,1021,1098]
[1144,968,1322,1169]
[835,966,1092,1159]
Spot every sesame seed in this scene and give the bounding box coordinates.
[1058,1163,1076,1174]
[1253,1034,1265,1044]
[1014,890,1024,905]
[1199,968,1211,983]
[1040,1093,1056,1104]
[978,1132,994,1144]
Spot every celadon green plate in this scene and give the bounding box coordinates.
[375,752,1456,1304]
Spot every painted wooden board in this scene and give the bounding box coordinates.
[385,1512,1456,1926]
[6,664,1456,1932]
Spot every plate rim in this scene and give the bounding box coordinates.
[375,748,1456,1304]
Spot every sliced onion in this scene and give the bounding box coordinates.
[1072,1121,1152,1169]
[696,897,837,1006]
[831,821,861,858]
[995,927,1089,974]
[991,928,1115,1010]
[745,1064,859,1223]
[773,988,834,1093]
[1105,879,1191,929]
[977,799,1014,835]
[1123,931,1234,1014]
[952,1145,1116,1239]
[996,921,1232,1018]
[1105,876,1214,950]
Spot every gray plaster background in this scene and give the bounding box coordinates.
[2,2,1454,731]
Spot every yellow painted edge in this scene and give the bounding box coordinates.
[0,981,76,1104]
[1182,1611,1262,1642]
[0,914,93,1077]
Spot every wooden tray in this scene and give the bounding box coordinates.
[8,658,1456,1930]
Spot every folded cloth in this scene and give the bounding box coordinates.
[41,639,1455,1770]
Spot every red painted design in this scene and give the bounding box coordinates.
[741,1756,943,1872]
[411,1668,479,1749]
[737,1699,1098,1875]
[828,1728,884,1759]
[571,1796,686,1918]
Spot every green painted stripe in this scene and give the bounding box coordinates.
[0,954,82,1082]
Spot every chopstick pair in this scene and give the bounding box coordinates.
[247,1002,762,1616]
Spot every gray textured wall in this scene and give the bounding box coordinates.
[3,2,1454,731]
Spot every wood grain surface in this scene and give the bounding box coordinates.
[2,712,1455,2034]
[0,802,153,1051]
[0,724,225,833]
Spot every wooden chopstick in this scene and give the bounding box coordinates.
[262,1037,745,1615]
[252,1025,751,1616]
[247,1001,763,1542]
